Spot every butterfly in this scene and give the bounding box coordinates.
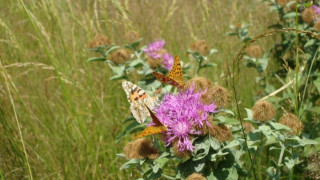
[153,56,185,89]
[122,81,156,123]
[135,104,167,138]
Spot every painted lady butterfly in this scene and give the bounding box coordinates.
[135,104,167,138]
[122,80,156,123]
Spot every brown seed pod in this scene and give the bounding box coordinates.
[186,173,207,180]
[208,121,233,142]
[147,57,162,69]
[190,40,209,56]
[172,140,191,158]
[184,77,213,93]
[302,7,316,23]
[314,21,320,32]
[275,0,288,7]
[123,138,158,160]
[201,86,231,108]
[252,100,276,122]
[242,122,255,134]
[109,49,131,64]
[279,113,304,135]
[125,30,140,43]
[89,34,111,48]
[245,45,262,58]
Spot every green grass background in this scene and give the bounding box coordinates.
[0,0,278,179]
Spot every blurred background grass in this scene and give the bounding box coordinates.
[0,0,278,179]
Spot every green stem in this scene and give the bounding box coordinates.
[299,47,319,117]
[295,0,300,116]
[196,59,203,75]
[276,142,285,180]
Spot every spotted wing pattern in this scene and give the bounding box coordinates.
[135,104,167,138]
[153,56,185,89]
[122,81,156,123]
[169,56,184,85]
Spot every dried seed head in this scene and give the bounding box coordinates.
[186,173,207,180]
[302,7,316,23]
[208,121,233,142]
[201,86,231,108]
[193,116,210,135]
[314,21,320,32]
[234,23,242,29]
[190,40,209,56]
[89,34,111,48]
[279,113,304,135]
[185,77,213,93]
[147,57,162,69]
[123,138,158,159]
[172,140,190,158]
[306,153,320,179]
[275,0,288,7]
[245,45,262,58]
[125,30,140,43]
[242,122,255,134]
[109,49,131,64]
[252,100,276,122]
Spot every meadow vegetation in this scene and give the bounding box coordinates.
[1,0,319,179]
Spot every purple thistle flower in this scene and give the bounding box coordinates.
[154,85,217,152]
[144,40,165,59]
[162,53,174,70]
[312,5,320,14]
[144,40,174,70]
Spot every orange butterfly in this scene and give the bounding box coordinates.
[135,104,167,138]
[153,56,185,89]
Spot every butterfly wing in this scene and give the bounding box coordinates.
[169,56,184,85]
[153,72,181,88]
[122,81,156,123]
[144,103,163,126]
[135,125,167,138]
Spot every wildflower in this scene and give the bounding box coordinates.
[275,0,288,7]
[314,21,320,32]
[144,40,174,69]
[147,57,162,69]
[125,30,140,43]
[155,85,217,151]
[312,5,320,14]
[252,100,276,122]
[242,122,254,134]
[109,49,131,64]
[172,140,190,158]
[208,122,233,142]
[89,34,111,48]
[184,77,213,93]
[123,138,158,160]
[162,52,174,70]
[200,86,231,108]
[302,7,317,23]
[144,40,165,59]
[279,113,304,135]
[190,40,209,56]
[186,173,207,180]
[245,45,262,58]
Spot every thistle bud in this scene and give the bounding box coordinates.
[279,113,304,135]
[89,34,111,48]
[123,138,158,160]
[109,49,131,64]
[125,30,140,43]
[185,77,213,93]
[252,100,276,122]
[245,45,262,58]
[186,173,207,180]
[201,86,231,108]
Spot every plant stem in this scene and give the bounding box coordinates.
[294,0,300,116]
[276,142,285,180]
[0,63,33,180]
[300,47,319,117]
[196,59,203,75]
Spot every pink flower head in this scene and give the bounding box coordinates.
[312,5,320,14]
[144,40,174,70]
[162,53,174,70]
[154,85,217,152]
[144,40,165,59]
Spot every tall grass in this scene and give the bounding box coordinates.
[0,0,277,179]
